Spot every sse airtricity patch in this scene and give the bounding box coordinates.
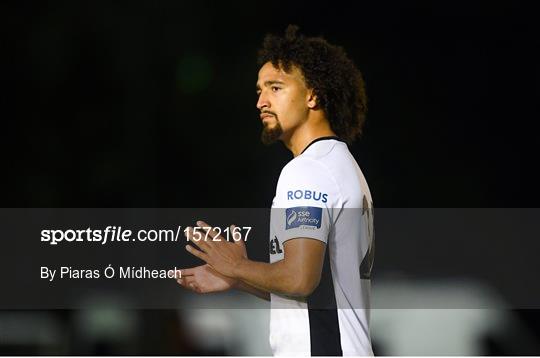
[285,206,322,230]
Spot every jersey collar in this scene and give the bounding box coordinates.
[300,136,343,155]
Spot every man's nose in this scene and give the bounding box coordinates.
[256,92,269,110]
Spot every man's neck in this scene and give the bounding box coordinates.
[284,120,337,157]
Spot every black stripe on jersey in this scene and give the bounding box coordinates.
[307,246,343,356]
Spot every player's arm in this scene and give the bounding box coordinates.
[234,280,270,301]
[235,238,325,297]
[185,227,326,298]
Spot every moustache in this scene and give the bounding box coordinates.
[260,111,278,118]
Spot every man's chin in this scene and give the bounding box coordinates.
[261,127,283,145]
[261,123,283,145]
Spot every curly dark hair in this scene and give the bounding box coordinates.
[258,25,368,143]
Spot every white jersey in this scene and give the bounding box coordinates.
[269,137,374,356]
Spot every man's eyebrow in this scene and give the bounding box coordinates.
[256,80,285,91]
[264,80,285,86]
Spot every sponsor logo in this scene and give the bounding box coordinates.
[285,206,322,230]
[286,190,328,203]
[287,210,297,226]
[270,236,283,255]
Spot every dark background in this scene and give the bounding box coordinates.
[4,1,538,208]
[2,0,539,355]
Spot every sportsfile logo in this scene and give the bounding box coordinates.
[285,206,322,230]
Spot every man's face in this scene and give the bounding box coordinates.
[256,62,311,145]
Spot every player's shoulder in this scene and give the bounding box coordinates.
[274,139,351,208]
[279,154,331,182]
[277,143,346,196]
[280,139,347,179]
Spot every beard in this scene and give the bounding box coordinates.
[261,118,283,145]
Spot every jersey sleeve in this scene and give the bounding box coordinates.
[272,157,342,244]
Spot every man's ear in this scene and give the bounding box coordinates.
[307,89,318,109]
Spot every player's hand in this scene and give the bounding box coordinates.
[184,221,247,279]
[172,264,236,293]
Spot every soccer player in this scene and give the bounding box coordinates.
[175,25,374,356]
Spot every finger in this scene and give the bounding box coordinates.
[177,275,195,288]
[186,244,210,263]
[176,277,187,288]
[168,269,182,279]
[179,267,196,276]
[185,227,211,251]
[170,268,198,279]
[231,225,247,252]
[230,224,243,245]
[177,277,199,292]
[197,221,222,241]
[189,282,201,293]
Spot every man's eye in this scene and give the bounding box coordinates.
[271,86,281,92]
